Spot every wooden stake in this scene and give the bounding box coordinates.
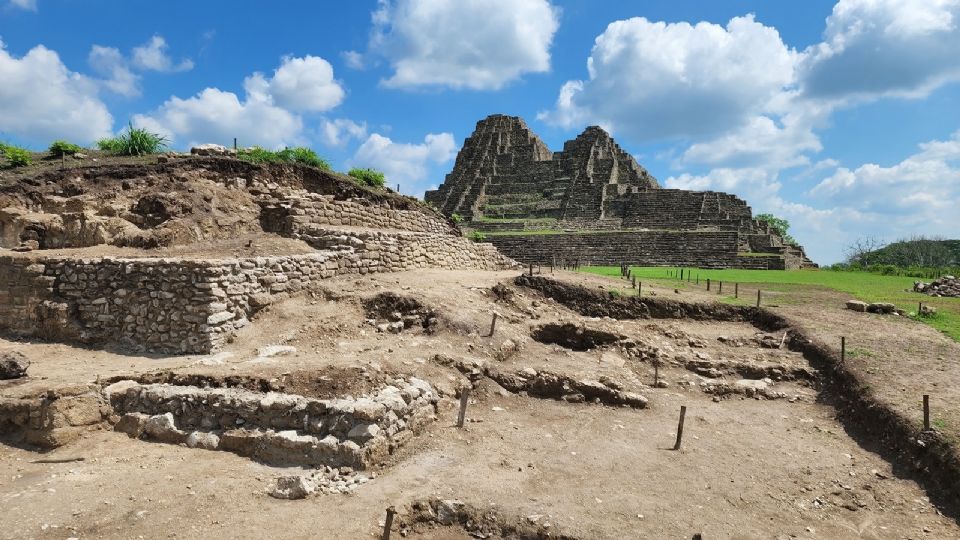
[756,289,761,307]
[632,276,636,290]
[488,312,498,337]
[706,278,711,291]
[718,281,723,294]
[382,506,397,540]
[457,388,470,428]
[638,281,642,296]
[841,336,846,363]
[735,283,739,298]
[529,263,533,277]
[673,405,687,451]
[923,394,930,431]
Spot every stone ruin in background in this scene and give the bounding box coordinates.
[426,114,816,269]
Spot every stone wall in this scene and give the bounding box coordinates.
[486,231,787,270]
[0,233,514,354]
[259,190,455,236]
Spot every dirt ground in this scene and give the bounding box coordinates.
[2,268,959,539]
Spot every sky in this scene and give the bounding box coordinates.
[1,0,959,264]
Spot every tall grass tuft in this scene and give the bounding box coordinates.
[97,122,168,155]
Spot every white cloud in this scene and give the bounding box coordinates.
[245,55,344,112]
[540,15,797,141]
[319,118,367,147]
[8,0,36,11]
[370,0,559,90]
[799,0,960,100]
[132,35,194,73]
[88,45,140,97]
[0,40,112,145]
[341,50,365,70]
[133,87,302,149]
[678,111,823,170]
[810,130,960,219]
[352,132,456,190]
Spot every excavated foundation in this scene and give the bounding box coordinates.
[103,376,439,468]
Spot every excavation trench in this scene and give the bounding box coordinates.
[515,274,960,517]
[394,497,579,539]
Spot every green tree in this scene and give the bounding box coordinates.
[755,213,796,245]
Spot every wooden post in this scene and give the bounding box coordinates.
[718,281,723,294]
[919,301,923,315]
[696,275,699,285]
[735,283,739,298]
[673,405,687,451]
[632,276,636,290]
[529,263,533,277]
[923,395,930,431]
[680,268,684,280]
[382,506,397,540]
[456,388,470,428]
[233,137,237,151]
[396,184,400,193]
[706,278,711,291]
[488,312,498,337]
[756,289,761,307]
[841,336,846,363]
[638,281,642,296]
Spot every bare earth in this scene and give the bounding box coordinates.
[1,268,958,539]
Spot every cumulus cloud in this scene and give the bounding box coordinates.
[540,15,796,141]
[88,45,140,97]
[245,55,344,112]
[810,130,960,219]
[352,132,456,190]
[133,85,303,149]
[319,118,367,147]
[799,0,960,100]
[370,0,559,90]
[132,35,194,73]
[678,111,823,170]
[0,40,113,145]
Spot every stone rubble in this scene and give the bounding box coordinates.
[914,276,960,298]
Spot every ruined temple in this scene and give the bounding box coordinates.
[426,115,815,269]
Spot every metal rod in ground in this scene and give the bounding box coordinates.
[382,506,396,540]
[841,336,846,363]
[924,394,930,430]
[735,283,739,298]
[456,388,471,428]
[673,405,687,451]
[488,312,498,337]
[756,289,761,307]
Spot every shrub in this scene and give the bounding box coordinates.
[48,140,83,156]
[238,146,331,170]
[347,167,386,188]
[470,231,487,242]
[451,213,463,224]
[97,122,168,155]
[3,145,32,167]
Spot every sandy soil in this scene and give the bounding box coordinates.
[1,269,958,539]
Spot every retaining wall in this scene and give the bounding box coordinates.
[486,231,787,269]
[0,232,513,354]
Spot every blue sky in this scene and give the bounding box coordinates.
[2,0,959,264]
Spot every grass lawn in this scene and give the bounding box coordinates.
[581,266,960,341]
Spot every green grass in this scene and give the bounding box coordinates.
[48,140,83,156]
[1,144,33,167]
[237,146,331,170]
[347,167,385,187]
[98,122,168,155]
[581,266,960,341]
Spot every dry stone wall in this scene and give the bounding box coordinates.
[486,231,786,270]
[0,232,514,354]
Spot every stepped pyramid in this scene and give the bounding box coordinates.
[426,115,816,269]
